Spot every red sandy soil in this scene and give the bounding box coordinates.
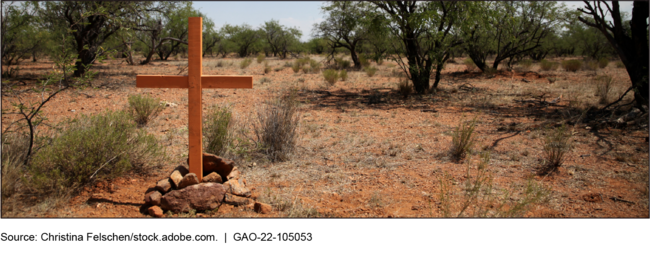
[2,55,648,218]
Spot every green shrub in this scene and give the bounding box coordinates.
[127,94,165,127]
[256,54,265,64]
[339,69,348,81]
[450,117,477,160]
[309,59,321,73]
[561,59,582,72]
[364,66,377,77]
[334,57,350,69]
[359,55,370,67]
[595,75,613,104]
[541,125,571,174]
[323,69,339,86]
[302,65,312,74]
[598,58,609,68]
[376,58,384,65]
[539,59,559,71]
[464,58,478,72]
[27,111,165,195]
[204,106,233,156]
[291,61,301,73]
[255,91,300,162]
[297,57,310,66]
[239,58,252,69]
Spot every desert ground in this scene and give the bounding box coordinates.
[2,54,648,218]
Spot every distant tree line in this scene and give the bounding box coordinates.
[1,1,647,110]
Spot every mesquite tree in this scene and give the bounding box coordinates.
[578,0,649,112]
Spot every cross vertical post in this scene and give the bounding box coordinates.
[187,17,203,181]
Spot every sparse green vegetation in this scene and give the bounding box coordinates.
[323,69,339,86]
[203,105,233,156]
[27,110,165,196]
[256,54,265,63]
[364,66,377,77]
[561,59,582,72]
[127,94,164,127]
[339,69,348,81]
[240,58,253,69]
[539,59,560,71]
[540,125,571,174]
[450,117,477,160]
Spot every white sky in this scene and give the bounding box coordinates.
[191,1,636,42]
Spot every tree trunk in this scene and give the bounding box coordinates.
[630,1,649,111]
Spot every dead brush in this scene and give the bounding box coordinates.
[539,125,571,175]
[450,117,478,161]
[438,151,550,217]
[1,133,30,198]
[594,75,613,104]
[254,90,301,162]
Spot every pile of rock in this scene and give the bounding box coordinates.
[143,153,270,217]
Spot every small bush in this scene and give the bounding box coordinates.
[256,54,265,64]
[127,94,165,127]
[302,65,312,74]
[595,75,613,104]
[376,58,384,65]
[464,58,478,72]
[204,105,233,156]
[397,79,412,99]
[309,59,321,73]
[322,69,339,86]
[561,59,582,72]
[450,117,477,160]
[255,91,300,162]
[359,55,370,67]
[239,58,252,69]
[364,66,377,77]
[334,57,350,69]
[297,57,310,67]
[216,60,224,67]
[27,111,165,195]
[339,69,348,81]
[541,125,571,174]
[1,133,29,198]
[539,59,559,71]
[291,61,301,73]
[598,58,609,68]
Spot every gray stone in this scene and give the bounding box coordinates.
[160,183,226,213]
[178,173,200,189]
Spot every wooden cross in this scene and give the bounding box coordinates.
[136,17,253,182]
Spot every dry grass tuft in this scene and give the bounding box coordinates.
[450,117,477,161]
[254,91,301,162]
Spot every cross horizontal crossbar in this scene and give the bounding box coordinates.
[136,75,253,89]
